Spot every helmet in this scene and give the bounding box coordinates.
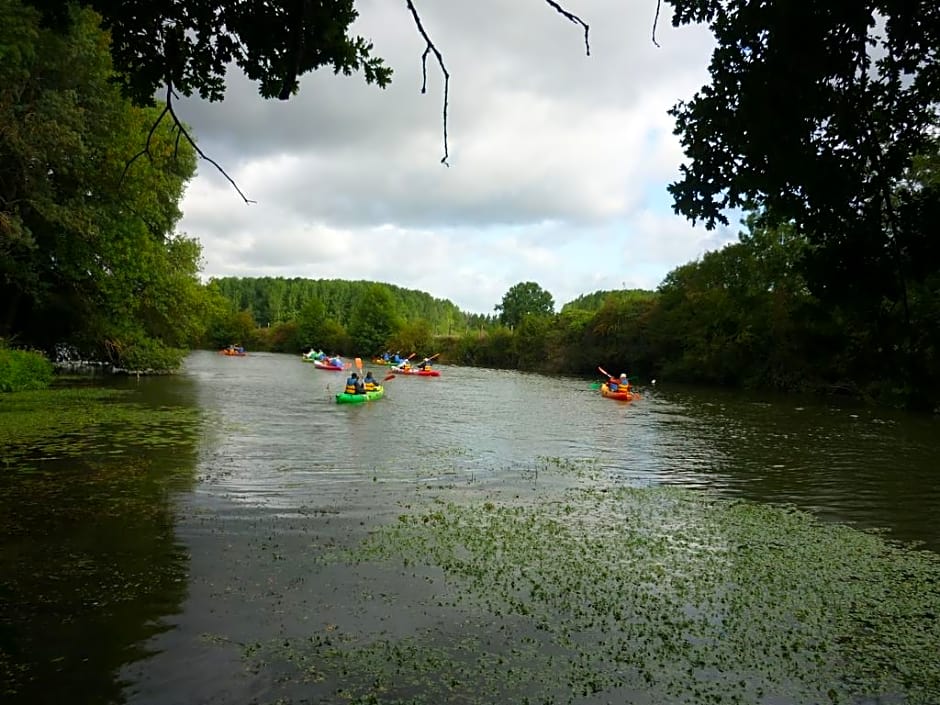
[352,373,358,378]
[620,373,627,379]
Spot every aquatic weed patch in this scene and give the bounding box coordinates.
[331,484,940,704]
[0,387,201,466]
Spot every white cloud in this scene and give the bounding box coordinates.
[175,0,733,314]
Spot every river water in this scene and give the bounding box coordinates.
[2,350,938,704]
[175,351,939,548]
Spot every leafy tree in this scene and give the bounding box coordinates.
[387,319,432,357]
[495,282,555,328]
[666,1,939,404]
[25,0,393,105]
[667,1,939,228]
[295,298,328,350]
[1,1,204,370]
[561,289,655,313]
[347,284,401,354]
[318,319,351,355]
[513,315,551,371]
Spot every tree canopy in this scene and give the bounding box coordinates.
[24,0,393,105]
[495,282,555,328]
[1,0,207,369]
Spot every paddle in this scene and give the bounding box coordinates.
[383,373,396,382]
[598,365,612,379]
[417,352,441,368]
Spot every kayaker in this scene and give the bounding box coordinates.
[345,372,358,394]
[417,357,430,370]
[608,373,630,392]
[364,371,377,391]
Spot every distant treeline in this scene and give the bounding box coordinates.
[209,277,493,334]
[207,209,939,412]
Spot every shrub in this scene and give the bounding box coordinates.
[0,346,54,392]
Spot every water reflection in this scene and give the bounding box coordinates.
[0,380,201,704]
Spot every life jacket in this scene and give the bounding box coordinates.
[364,381,376,391]
[345,376,357,394]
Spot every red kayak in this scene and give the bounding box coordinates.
[391,366,440,377]
[313,360,345,371]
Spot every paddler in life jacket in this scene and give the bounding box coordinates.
[345,372,359,394]
[364,371,377,391]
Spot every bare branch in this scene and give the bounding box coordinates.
[121,84,255,203]
[543,0,591,55]
[163,86,257,204]
[119,103,169,188]
[652,0,662,48]
[405,0,450,165]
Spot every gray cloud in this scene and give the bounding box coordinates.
[176,1,735,314]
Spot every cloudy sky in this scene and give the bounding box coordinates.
[175,0,739,315]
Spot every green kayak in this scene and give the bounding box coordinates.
[335,385,385,404]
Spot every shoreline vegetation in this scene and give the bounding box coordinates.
[1,4,936,411]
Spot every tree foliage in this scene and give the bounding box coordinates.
[667,1,940,231]
[24,0,392,105]
[347,284,402,355]
[666,1,940,403]
[495,282,555,328]
[211,277,469,335]
[0,1,206,370]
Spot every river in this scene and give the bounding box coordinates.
[2,350,938,704]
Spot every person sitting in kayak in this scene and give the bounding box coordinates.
[608,373,630,392]
[345,372,359,394]
[363,371,377,391]
[417,357,431,370]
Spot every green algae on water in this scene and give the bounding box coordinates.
[0,387,201,467]
[244,460,940,705]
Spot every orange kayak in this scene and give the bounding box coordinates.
[601,383,637,401]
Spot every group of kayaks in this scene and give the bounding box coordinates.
[306,354,638,404]
[304,351,441,404]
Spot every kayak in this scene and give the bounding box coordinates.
[220,349,246,356]
[313,360,345,371]
[336,385,384,404]
[390,366,439,377]
[601,383,637,401]
[371,358,392,365]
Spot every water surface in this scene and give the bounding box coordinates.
[2,350,938,704]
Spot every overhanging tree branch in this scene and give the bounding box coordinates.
[123,84,256,204]
[544,0,591,55]
[119,103,170,187]
[405,0,451,165]
[404,0,591,166]
[652,0,662,48]
[164,85,257,204]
